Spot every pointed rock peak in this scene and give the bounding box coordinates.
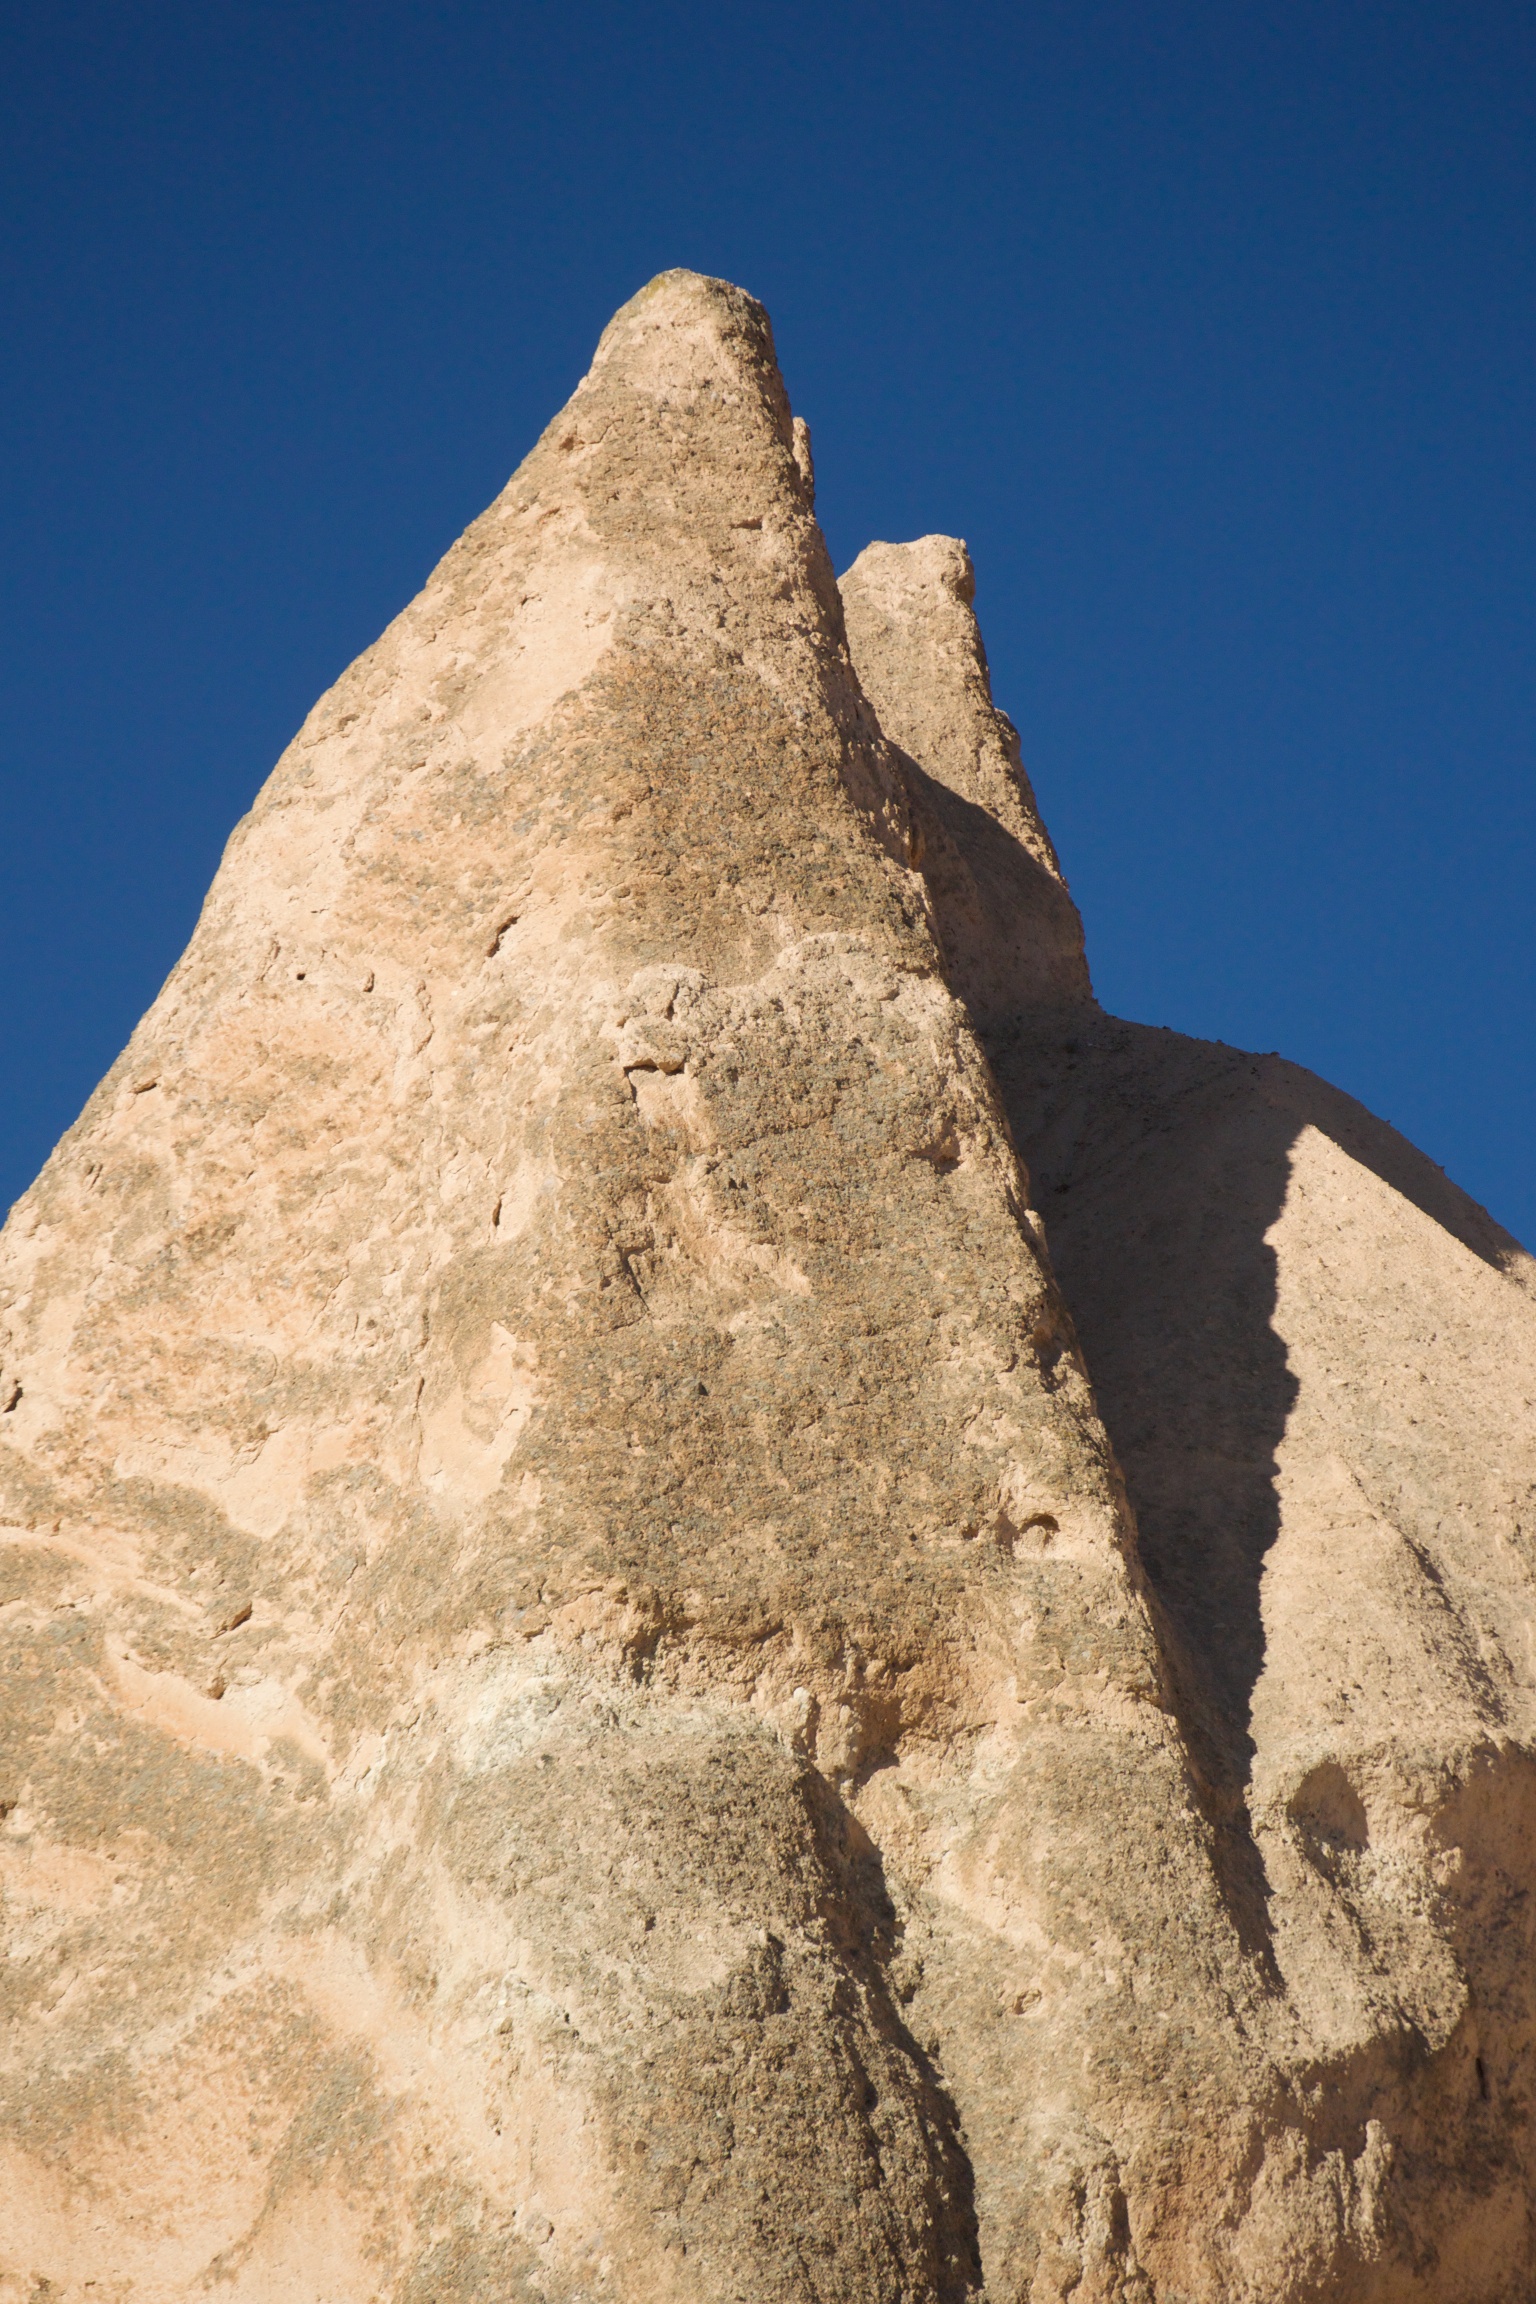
[7,270,1536,2303]
[841,535,1036,847]
[230,271,849,962]
[587,269,814,503]
[553,269,809,521]
[0,267,1140,2293]
[588,268,783,407]
[841,534,1094,1027]
[849,532,979,614]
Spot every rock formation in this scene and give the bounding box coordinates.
[3,270,1534,2302]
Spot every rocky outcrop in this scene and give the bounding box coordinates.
[848,536,1536,2298]
[838,537,1091,1035]
[2,270,1534,2301]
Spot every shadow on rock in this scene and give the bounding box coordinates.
[983,1013,1531,1955]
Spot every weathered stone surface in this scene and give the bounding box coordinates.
[849,537,1536,2297]
[2,271,1533,2300]
[838,536,1091,1036]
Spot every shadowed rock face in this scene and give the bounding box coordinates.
[839,536,1092,1038]
[1,272,1534,2301]
[848,533,1536,2298]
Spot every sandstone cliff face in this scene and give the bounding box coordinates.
[2,271,1533,2302]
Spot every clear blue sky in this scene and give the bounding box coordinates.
[3,2,1533,1241]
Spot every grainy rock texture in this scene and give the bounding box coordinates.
[837,539,1090,1035]
[2,271,1533,2302]
[847,536,1536,2300]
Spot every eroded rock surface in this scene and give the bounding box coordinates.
[848,534,1536,2299]
[2,270,1534,2301]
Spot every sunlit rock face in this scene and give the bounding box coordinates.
[3,269,1534,2302]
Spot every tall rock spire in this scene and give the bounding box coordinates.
[840,533,1093,1032]
[4,271,1535,2302]
[0,269,1170,2302]
[845,530,1536,2302]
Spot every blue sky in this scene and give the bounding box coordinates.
[3,1,1533,1239]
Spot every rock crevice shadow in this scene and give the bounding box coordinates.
[990,1011,1531,1801]
[916,858,1534,1961]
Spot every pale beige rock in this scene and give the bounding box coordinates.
[0,270,1146,2304]
[848,537,1536,2297]
[2,272,1533,2303]
[838,537,1091,1034]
